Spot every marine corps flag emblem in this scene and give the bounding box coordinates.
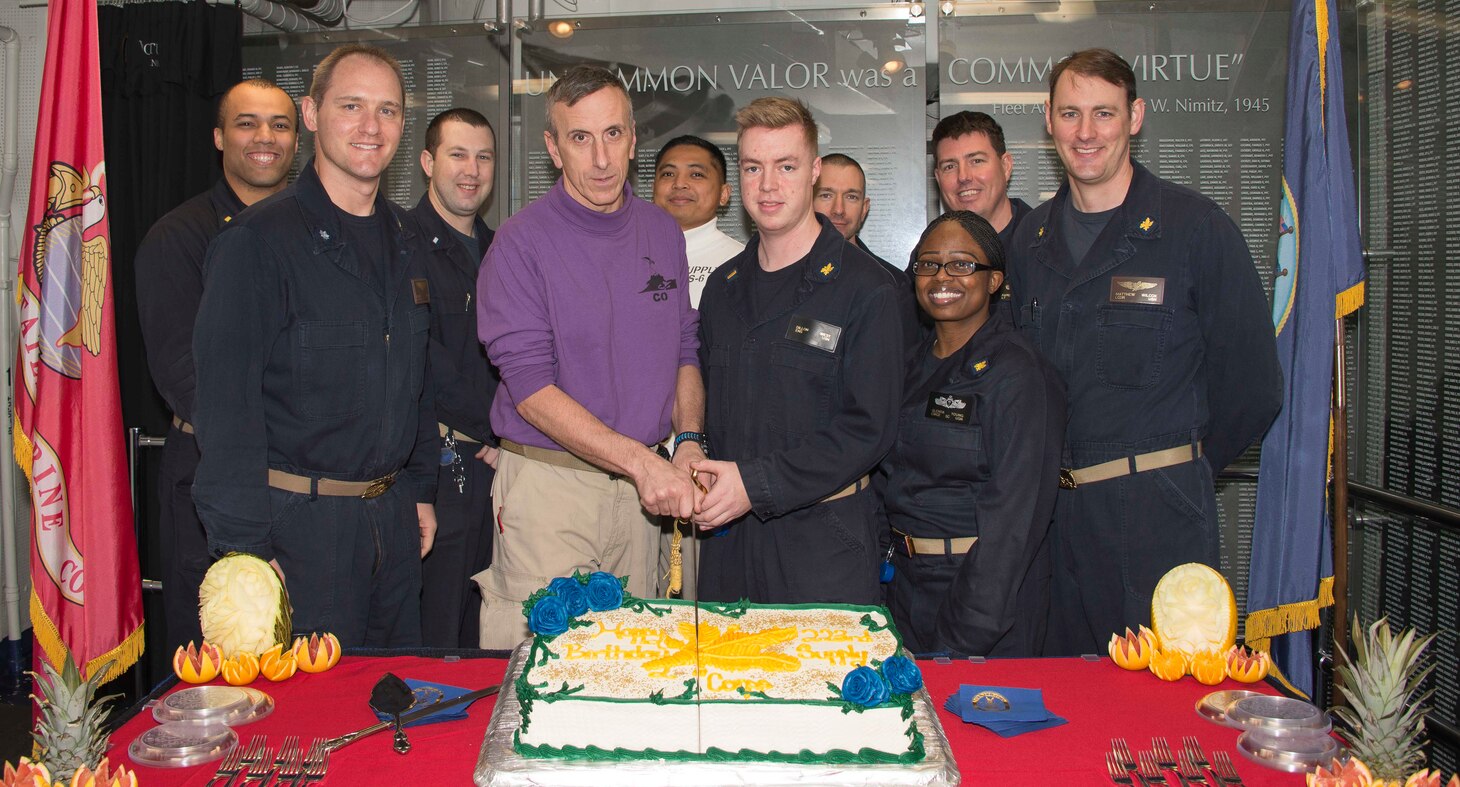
[12,0,144,683]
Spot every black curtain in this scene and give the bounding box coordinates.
[97,0,241,688]
[99,0,241,436]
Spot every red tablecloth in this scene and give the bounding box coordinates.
[110,655,1307,786]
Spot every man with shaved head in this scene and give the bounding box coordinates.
[136,77,298,649]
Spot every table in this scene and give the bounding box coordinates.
[109,654,1308,785]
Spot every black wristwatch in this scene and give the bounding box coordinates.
[674,431,709,456]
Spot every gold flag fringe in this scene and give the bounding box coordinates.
[1243,575,1336,689]
[31,590,145,684]
[1336,281,1365,320]
[14,408,34,483]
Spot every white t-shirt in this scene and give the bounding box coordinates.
[684,219,745,308]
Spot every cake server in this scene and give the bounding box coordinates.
[368,673,416,755]
[324,684,501,754]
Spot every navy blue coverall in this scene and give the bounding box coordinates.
[697,215,904,605]
[1007,161,1282,656]
[881,314,1065,657]
[135,178,245,649]
[192,160,437,648]
[409,194,498,648]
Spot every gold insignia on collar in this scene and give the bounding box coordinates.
[1139,217,1154,232]
[1037,226,1045,238]
[726,268,739,281]
[973,360,988,373]
[223,215,232,223]
[820,262,835,277]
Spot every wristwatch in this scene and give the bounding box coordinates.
[673,431,709,456]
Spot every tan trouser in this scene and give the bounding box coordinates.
[657,519,700,601]
[472,449,659,649]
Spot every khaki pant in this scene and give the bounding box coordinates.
[473,450,659,649]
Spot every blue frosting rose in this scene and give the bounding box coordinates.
[881,655,922,694]
[841,665,890,707]
[548,577,590,617]
[528,594,570,636]
[585,572,624,611]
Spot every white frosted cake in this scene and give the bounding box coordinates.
[512,574,926,764]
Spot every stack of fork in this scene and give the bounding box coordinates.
[1105,737,1247,786]
[207,735,332,786]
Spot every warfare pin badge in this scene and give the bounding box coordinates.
[926,391,970,424]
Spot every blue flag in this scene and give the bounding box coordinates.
[1247,0,1366,698]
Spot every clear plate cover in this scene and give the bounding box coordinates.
[155,685,251,723]
[233,687,275,725]
[1196,690,1265,727]
[127,722,238,768]
[1237,728,1341,773]
[1226,695,1328,731]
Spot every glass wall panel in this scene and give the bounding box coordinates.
[242,24,509,224]
[1355,0,1460,510]
[510,8,928,262]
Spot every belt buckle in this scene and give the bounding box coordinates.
[901,533,916,557]
[361,475,395,499]
[1059,468,1077,490]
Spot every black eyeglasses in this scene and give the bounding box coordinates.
[910,260,996,277]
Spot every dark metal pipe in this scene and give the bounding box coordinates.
[1346,480,1460,531]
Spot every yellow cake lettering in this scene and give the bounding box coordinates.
[704,672,773,695]
[795,643,870,666]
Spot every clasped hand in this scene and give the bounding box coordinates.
[635,442,708,520]
[635,446,752,529]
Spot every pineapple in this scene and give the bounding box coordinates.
[1331,617,1438,782]
[29,657,119,781]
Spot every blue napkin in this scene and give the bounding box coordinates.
[372,680,473,727]
[943,684,1068,737]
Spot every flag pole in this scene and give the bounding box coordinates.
[1331,315,1350,659]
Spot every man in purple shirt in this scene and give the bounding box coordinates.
[475,66,705,648]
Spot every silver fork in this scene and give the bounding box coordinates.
[1211,751,1245,786]
[222,737,268,787]
[1112,738,1137,771]
[1152,737,1178,769]
[1181,736,1210,770]
[253,735,300,786]
[1138,751,1168,786]
[300,742,330,784]
[234,741,274,787]
[1177,751,1209,785]
[1106,752,1136,785]
[206,740,249,787]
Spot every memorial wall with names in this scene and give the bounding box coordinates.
[1355,0,1460,759]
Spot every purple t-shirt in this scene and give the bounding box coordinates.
[477,180,698,450]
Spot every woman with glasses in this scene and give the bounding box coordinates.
[880,211,1066,656]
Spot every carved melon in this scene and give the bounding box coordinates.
[1151,563,1236,657]
[199,553,292,659]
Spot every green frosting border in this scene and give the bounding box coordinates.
[513,722,926,766]
[514,595,925,764]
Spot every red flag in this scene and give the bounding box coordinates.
[13,0,144,682]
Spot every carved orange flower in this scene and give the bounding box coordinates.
[292,633,342,673]
[173,641,223,684]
